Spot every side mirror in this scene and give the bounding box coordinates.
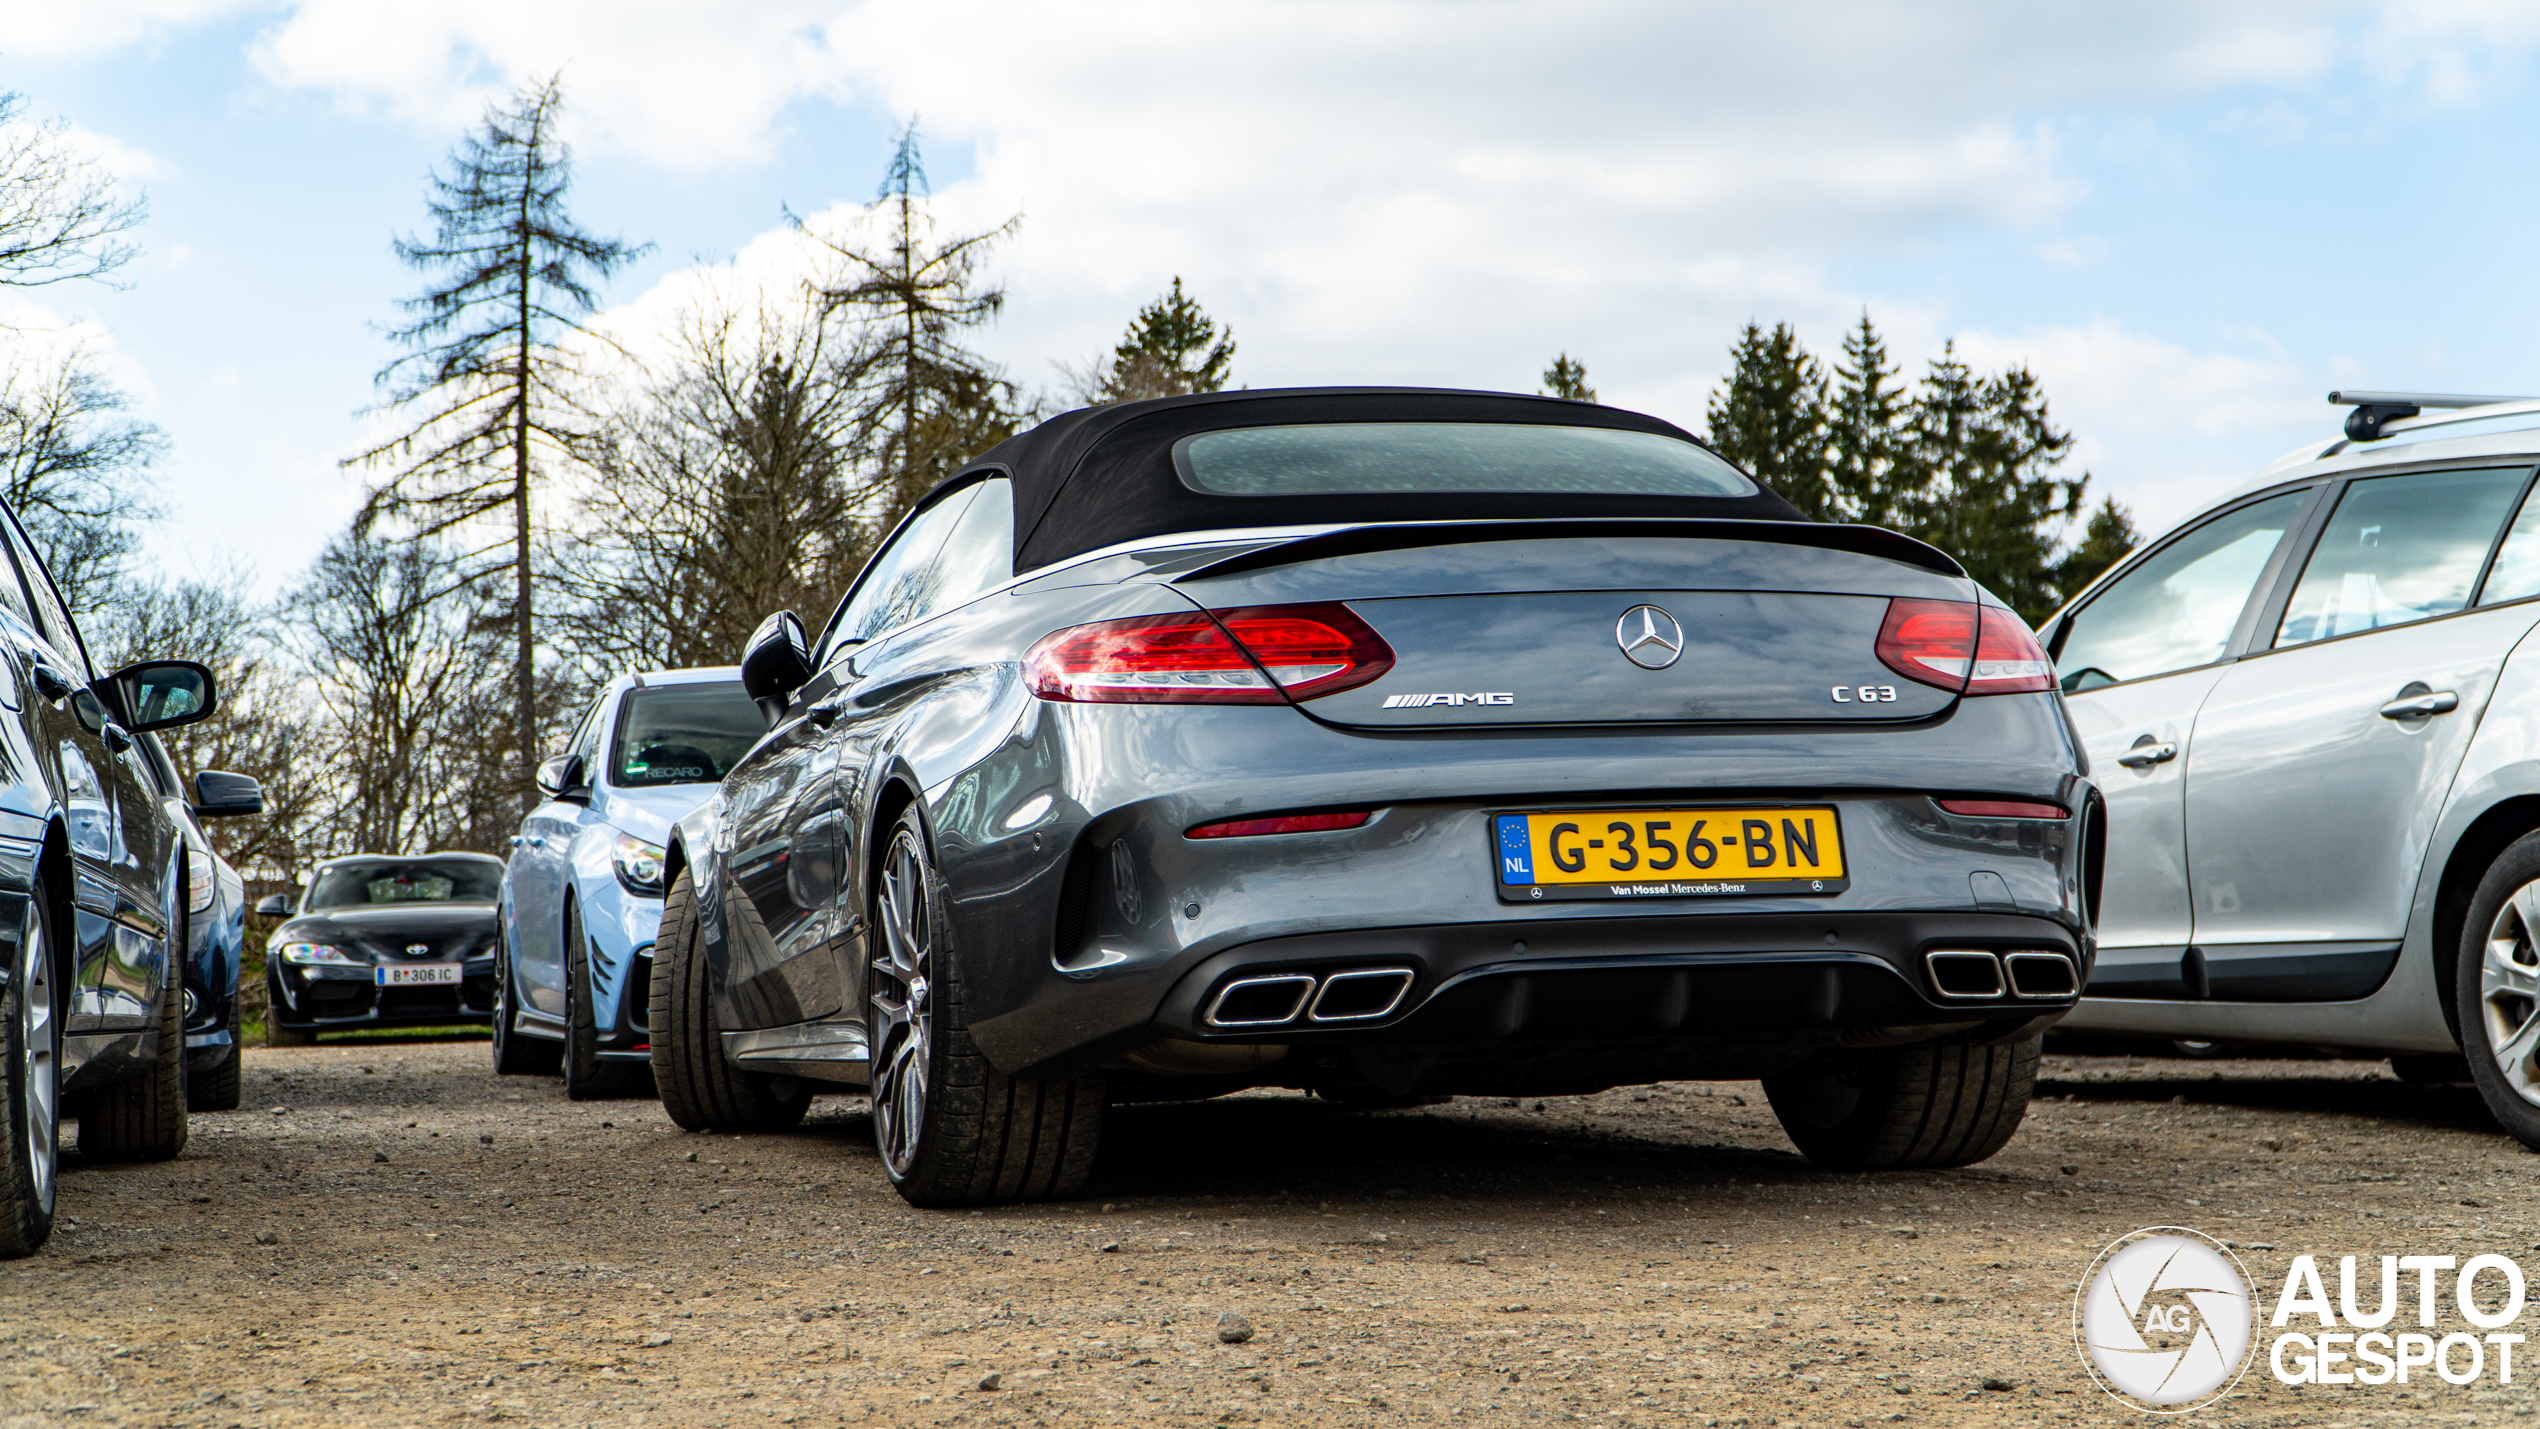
[534,752,588,801]
[191,769,263,819]
[253,892,295,918]
[741,610,812,726]
[109,659,217,733]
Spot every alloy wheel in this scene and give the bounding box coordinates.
[17,900,55,1217]
[869,828,936,1178]
[2480,880,2540,1107]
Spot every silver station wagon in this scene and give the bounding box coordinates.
[2049,391,2540,1144]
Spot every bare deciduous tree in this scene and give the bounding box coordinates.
[0,92,146,289]
[0,338,164,623]
[553,284,870,672]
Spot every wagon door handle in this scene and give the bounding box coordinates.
[2114,738,2177,768]
[806,693,852,727]
[2379,689,2459,720]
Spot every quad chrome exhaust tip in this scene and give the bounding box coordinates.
[1925,948,2078,1001]
[1203,966,1417,1029]
[2004,950,2079,999]
[1925,949,2006,1000]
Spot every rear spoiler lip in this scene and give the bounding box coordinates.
[1171,517,1967,582]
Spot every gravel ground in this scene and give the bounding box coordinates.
[1,1039,2533,1427]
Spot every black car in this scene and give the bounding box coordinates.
[262,854,502,1042]
[0,498,242,1257]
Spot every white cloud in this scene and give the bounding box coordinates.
[0,0,265,60]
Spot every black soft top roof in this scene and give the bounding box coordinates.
[948,387,1803,573]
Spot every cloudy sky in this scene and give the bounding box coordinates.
[12,1,2540,595]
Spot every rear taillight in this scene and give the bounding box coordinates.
[1187,811,1371,839]
[1936,798,2068,820]
[1025,603,1395,704]
[1876,599,1977,690]
[1875,599,2055,696]
[1967,606,2055,694]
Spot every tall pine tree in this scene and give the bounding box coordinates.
[1704,322,1831,518]
[354,76,644,796]
[814,123,1025,531]
[1540,354,1596,402]
[1826,313,1908,528]
[1083,277,1235,404]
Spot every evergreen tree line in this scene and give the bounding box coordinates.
[0,78,2139,880]
[1698,317,2140,621]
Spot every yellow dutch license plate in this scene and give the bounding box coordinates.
[1492,806,1847,901]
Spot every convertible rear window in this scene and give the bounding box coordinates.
[306,860,502,909]
[613,681,762,787]
[1174,422,1757,499]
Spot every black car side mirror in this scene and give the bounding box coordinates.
[253,892,295,917]
[192,769,263,819]
[108,659,217,732]
[534,752,589,801]
[741,610,812,727]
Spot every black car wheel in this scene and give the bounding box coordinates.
[1762,1034,2038,1171]
[2455,832,2540,1146]
[562,899,647,1101]
[0,892,61,1257]
[188,993,243,1112]
[869,808,1102,1207]
[491,938,561,1077]
[651,867,809,1133]
[79,962,188,1163]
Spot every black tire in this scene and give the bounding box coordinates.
[2453,831,2540,1146]
[0,889,62,1257]
[491,937,561,1077]
[562,899,648,1101]
[869,808,1102,1207]
[79,967,188,1163]
[1763,1034,2040,1171]
[188,994,242,1112]
[650,868,810,1133]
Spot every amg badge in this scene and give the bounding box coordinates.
[1382,692,1515,709]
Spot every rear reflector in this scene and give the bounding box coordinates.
[1875,599,2055,696]
[1936,798,2068,820]
[1187,811,1371,840]
[1026,603,1394,704]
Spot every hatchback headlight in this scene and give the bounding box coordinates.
[276,941,362,967]
[613,834,667,895]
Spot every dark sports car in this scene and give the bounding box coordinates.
[264,854,501,1042]
[649,387,2099,1206]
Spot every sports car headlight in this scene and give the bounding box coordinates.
[613,834,667,895]
[276,941,362,967]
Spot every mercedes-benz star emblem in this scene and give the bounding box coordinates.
[1616,605,1684,670]
[405,944,430,957]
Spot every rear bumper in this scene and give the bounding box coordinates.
[996,908,2082,1086]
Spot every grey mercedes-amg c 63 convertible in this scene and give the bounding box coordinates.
[647,388,2101,1206]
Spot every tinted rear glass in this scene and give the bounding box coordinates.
[613,681,762,787]
[1175,422,1756,498]
[306,861,502,909]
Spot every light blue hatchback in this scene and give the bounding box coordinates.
[495,666,763,1097]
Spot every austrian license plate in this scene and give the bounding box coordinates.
[375,964,462,987]
[1492,806,1848,902]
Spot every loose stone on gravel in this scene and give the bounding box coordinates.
[1215,1311,1255,1344]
